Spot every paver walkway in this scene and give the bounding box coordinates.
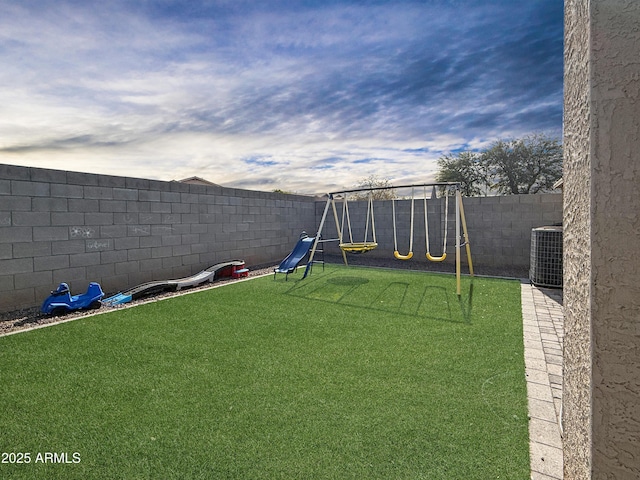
[521,282,564,480]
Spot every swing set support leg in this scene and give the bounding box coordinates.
[455,190,473,296]
[456,191,461,296]
[332,197,348,267]
[304,195,348,279]
[304,197,329,279]
[458,190,473,276]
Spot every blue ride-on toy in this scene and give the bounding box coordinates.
[41,282,104,316]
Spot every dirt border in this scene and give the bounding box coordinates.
[0,266,276,337]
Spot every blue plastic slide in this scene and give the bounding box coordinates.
[274,233,315,280]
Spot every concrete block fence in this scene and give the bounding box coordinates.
[463,194,562,269]
[0,163,562,313]
[0,164,316,313]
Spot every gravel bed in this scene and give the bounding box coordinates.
[0,265,276,337]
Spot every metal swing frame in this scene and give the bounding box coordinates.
[304,182,473,295]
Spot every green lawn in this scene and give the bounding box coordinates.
[0,265,529,479]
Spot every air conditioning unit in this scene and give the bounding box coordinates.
[529,226,563,288]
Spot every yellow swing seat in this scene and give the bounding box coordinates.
[392,188,415,262]
[426,252,447,262]
[424,187,449,263]
[340,242,378,254]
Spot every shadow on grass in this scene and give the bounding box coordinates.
[286,271,474,324]
[327,276,369,286]
[459,281,474,323]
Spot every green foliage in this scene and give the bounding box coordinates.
[436,132,562,195]
[482,133,563,195]
[435,151,488,196]
[352,174,396,200]
[0,267,529,479]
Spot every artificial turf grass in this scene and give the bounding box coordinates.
[0,265,530,479]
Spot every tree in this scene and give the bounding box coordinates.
[435,133,563,196]
[352,175,396,200]
[482,133,563,195]
[435,151,489,196]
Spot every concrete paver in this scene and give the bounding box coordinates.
[521,282,563,480]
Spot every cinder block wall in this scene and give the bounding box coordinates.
[315,193,562,271]
[0,164,316,312]
[1,163,562,313]
[463,194,562,269]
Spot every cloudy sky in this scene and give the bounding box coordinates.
[0,0,563,194]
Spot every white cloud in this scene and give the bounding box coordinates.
[0,0,563,194]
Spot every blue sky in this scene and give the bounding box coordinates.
[0,0,563,194]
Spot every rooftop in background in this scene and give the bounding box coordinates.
[176,176,221,187]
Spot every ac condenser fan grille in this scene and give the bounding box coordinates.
[529,226,563,288]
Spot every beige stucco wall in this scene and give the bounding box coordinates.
[563,1,592,478]
[564,0,640,478]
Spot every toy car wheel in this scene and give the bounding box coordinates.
[89,301,102,310]
[51,306,68,316]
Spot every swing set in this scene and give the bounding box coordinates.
[303,182,473,295]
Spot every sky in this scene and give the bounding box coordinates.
[0,0,563,195]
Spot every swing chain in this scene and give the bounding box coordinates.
[424,186,449,262]
[392,187,414,260]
